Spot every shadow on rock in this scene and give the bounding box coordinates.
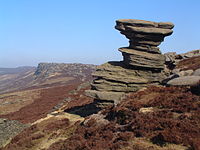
[64,101,101,117]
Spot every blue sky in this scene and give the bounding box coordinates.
[0,0,200,67]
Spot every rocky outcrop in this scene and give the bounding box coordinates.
[166,75,200,95]
[0,118,27,148]
[162,50,200,95]
[34,63,96,79]
[86,19,174,105]
[90,61,164,92]
[164,49,200,70]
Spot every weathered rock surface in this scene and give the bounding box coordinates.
[129,44,161,53]
[115,19,174,29]
[167,76,200,86]
[129,39,162,47]
[177,70,193,77]
[83,114,109,127]
[115,19,174,54]
[92,62,164,83]
[125,25,173,35]
[162,74,179,84]
[193,68,200,76]
[85,90,124,104]
[164,52,177,64]
[86,19,174,105]
[90,61,165,93]
[119,48,165,69]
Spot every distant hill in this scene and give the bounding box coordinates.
[34,62,96,79]
[0,66,36,75]
[0,63,96,94]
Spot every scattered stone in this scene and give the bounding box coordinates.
[0,119,6,124]
[164,52,177,63]
[0,118,27,148]
[139,107,154,114]
[77,82,91,91]
[85,90,124,104]
[167,76,200,86]
[83,114,109,127]
[162,74,179,85]
[193,68,200,76]
[63,97,72,102]
[172,68,181,74]
[177,70,193,77]
[164,50,200,72]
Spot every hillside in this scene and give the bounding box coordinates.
[2,55,199,150]
[0,67,36,94]
[0,67,35,75]
[0,62,96,148]
[0,63,96,94]
[0,62,96,120]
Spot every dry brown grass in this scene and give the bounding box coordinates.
[0,89,40,115]
[2,113,82,150]
[176,56,200,71]
[33,76,75,86]
[0,84,81,124]
[122,138,188,150]
[46,86,199,150]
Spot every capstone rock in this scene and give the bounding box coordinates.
[86,19,174,107]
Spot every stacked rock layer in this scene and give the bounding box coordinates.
[86,19,174,104]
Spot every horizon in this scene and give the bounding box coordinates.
[1,0,200,68]
[0,61,97,68]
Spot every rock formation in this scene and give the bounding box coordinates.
[86,19,174,105]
